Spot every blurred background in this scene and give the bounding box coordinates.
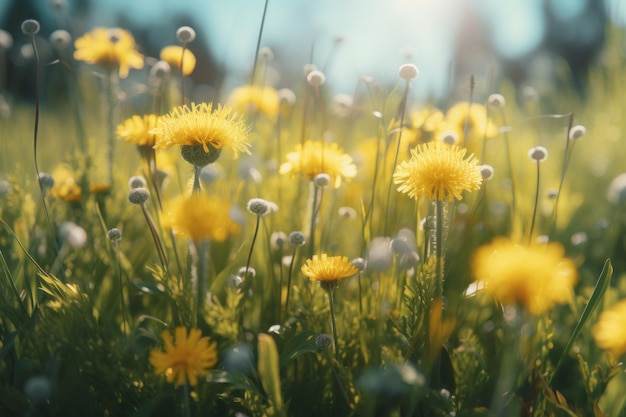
[0,0,623,103]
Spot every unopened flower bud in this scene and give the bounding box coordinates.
[128,175,147,189]
[176,26,196,44]
[127,188,150,205]
[480,164,494,180]
[528,146,548,162]
[289,231,306,247]
[107,228,122,242]
[38,172,55,190]
[21,19,40,36]
[315,333,333,351]
[569,125,586,141]
[398,63,419,80]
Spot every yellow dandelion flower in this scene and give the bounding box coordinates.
[73,27,144,78]
[279,141,357,188]
[471,238,578,315]
[163,193,240,243]
[50,166,82,202]
[149,327,218,386]
[227,85,280,121]
[592,299,626,357]
[160,45,196,76]
[443,102,498,139]
[153,102,250,164]
[116,114,160,147]
[394,141,482,201]
[402,107,445,144]
[301,254,358,283]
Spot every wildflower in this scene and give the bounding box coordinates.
[107,228,122,242]
[116,114,159,147]
[351,257,367,272]
[394,141,482,201]
[50,166,82,202]
[314,173,331,188]
[153,102,250,165]
[149,60,171,86]
[149,327,218,386]
[128,175,147,189]
[163,193,240,243]
[471,238,578,315]
[279,140,357,188]
[307,70,326,87]
[315,334,333,351]
[443,102,498,140]
[21,19,40,36]
[528,146,548,162]
[289,231,306,247]
[398,63,419,80]
[569,125,586,141]
[270,231,288,250]
[227,85,280,121]
[127,188,150,205]
[160,45,196,76]
[176,26,196,44]
[246,198,271,216]
[38,172,55,191]
[480,164,495,181]
[73,27,144,78]
[592,299,626,357]
[487,93,506,109]
[301,254,358,289]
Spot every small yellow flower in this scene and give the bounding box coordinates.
[50,166,82,202]
[153,102,250,160]
[163,193,240,243]
[160,45,196,76]
[471,238,578,315]
[149,327,218,386]
[443,102,498,139]
[592,299,626,357]
[73,27,144,78]
[116,114,160,147]
[394,141,482,201]
[227,85,280,121]
[301,254,358,283]
[403,107,445,144]
[279,141,357,188]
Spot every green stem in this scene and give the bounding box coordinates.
[528,161,541,244]
[106,71,118,186]
[327,288,340,362]
[434,200,444,300]
[308,182,319,259]
[284,246,298,322]
[113,240,128,333]
[183,378,191,417]
[195,239,209,323]
[140,204,168,272]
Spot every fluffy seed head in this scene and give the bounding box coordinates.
[38,172,55,190]
[107,228,122,242]
[307,70,326,87]
[128,187,150,205]
[315,334,333,350]
[488,93,506,109]
[128,175,147,189]
[569,125,586,141]
[288,231,306,247]
[247,198,271,216]
[49,30,72,50]
[528,146,548,162]
[480,164,495,180]
[314,173,331,188]
[21,19,40,36]
[176,26,196,43]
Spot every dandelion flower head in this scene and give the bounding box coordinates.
[50,165,82,202]
[394,141,482,201]
[153,102,250,159]
[471,238,578,315]
[443,102,498,139]
[163,193,240,242]
[592,299,626,357]
[160,45,196,76]
[149,327,218,386]
[279,140,357,188]
[73,27,144,78]
[301,254,358,283]
[227,85,280,121]
[116,114,159,147]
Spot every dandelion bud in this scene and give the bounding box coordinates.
[278,88,296,106]
[21,19,40,36]
[49,30,71,50]
[128,175,147,189]
[441,130,459,145]
[488,93,506,109]
[247,198,271,216]
[149,60,171,85]
[107,228,122,242]
[270,231,288,250]
[289,231,306,247]
[238,266,256,278]
[176,26,196,44]
[338,206,357,219]
[258,46,274,61]
[59,222,87,249]
[569,125,586,141]
[38,172,55,190]
[0,30,13,51]
[390,238,410,255]
[398,63,419,80]
[351,257,367,272]
[479,164,494,181]
[315,333,333,351]
[307,70,326,87]
[528,146,548,162]
[127,187,150,205]
[314,173,331,188]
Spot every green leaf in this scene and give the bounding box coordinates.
[258,333,285,413]
[279,330,318,368]
[549,259,613,384]
[205,369,259,392]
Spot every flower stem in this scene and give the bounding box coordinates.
[113,239,128,333]
[106,71,118,187]
[434,200,445,300]
[528,161,541,244]
[307,182,320,259]
[327,288,340,362]
[284,246,298,322]
[183,378,191,417]
[140,203,168,272]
